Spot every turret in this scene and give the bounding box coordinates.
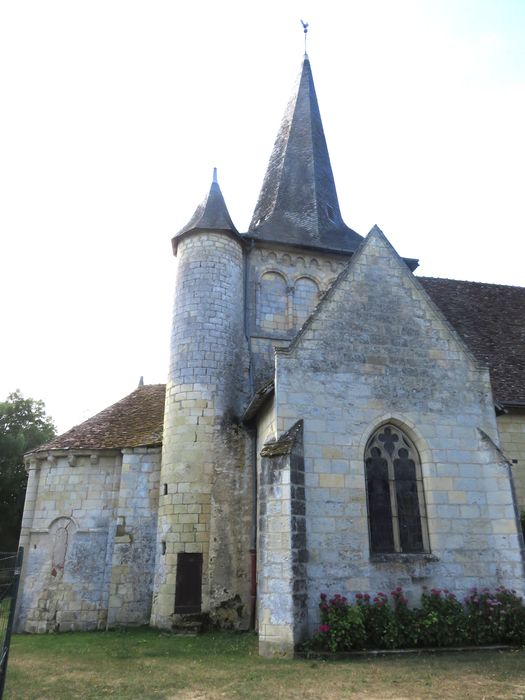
[151,171,252,630]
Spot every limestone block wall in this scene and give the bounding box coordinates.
[246,245,349,387]
[16,451,121,632]
[152,231,252,629]
[258,421,307,656]
[272,230,524,635]
[256,398,277,464]
[107,447,161,626]
[498,408,525,512]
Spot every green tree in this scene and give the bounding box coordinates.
[0,391,56,551]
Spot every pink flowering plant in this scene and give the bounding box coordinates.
[301,585,525,653]
[355,591,397,649]
[419,587,466,647]
[391,586,420,648]
[464,587,525,645]
[312,593,366,652]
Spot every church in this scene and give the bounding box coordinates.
[16,53,525,655]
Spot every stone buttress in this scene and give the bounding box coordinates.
[151,173,252,629]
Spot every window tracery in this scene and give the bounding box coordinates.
[365,424,429,554]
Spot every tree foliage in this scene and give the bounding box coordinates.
[0,391,56,551]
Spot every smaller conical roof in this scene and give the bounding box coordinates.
[172,169,239,254]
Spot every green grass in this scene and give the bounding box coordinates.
[4,628,525,699]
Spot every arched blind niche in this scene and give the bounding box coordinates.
[256,271,288,332]
[293,277,319,328]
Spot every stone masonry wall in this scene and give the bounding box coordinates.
[273,229,524,635]
[152,231,252,629]
[16,451,121,632]
[107,447,161,626]
[247,245,349,388]
[498,409,525,512]
[258,421,307,656]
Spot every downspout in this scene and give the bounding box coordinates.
[249,428,258,630]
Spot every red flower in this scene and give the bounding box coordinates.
[320,593,327,601]
[319,624,330,633]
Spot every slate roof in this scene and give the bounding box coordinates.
[172,169,239,254]
[32,384,166,453]
[420,277,525,405]
[247,55,363,253]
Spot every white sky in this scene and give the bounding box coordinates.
[1,0,524,433]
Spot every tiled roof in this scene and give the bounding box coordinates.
[33,384,166,453]
[420,278,525,405]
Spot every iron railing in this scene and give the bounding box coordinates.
[0,548,23,700]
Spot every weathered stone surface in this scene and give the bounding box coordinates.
[271,227,524,635]
[151,230,252,630]
[258,421,307,656]
[14,55,525,657]
[16,452,121,632]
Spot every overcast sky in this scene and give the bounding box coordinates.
[1,0,524,432]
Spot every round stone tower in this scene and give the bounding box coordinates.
[151,171,251,629]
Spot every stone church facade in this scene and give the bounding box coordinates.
[16,55,525,655]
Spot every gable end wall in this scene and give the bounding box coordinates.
[273,231,524,633]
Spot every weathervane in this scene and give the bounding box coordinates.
[301,19,309,55]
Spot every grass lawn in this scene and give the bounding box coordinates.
[3,628,525,700]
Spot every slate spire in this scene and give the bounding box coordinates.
[173,168,239,254]
[248,55,362,253]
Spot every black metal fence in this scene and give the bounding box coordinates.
[0,548,23,700]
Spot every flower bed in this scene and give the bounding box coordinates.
[302,587,525,653]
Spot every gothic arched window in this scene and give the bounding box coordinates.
[365,424,429,554]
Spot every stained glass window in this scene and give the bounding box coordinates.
[365,424,429,554]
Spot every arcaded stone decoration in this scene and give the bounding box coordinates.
[365,424,427,554]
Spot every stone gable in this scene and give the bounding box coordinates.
[270,226,523,638]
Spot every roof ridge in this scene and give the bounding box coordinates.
[419,276,525,290]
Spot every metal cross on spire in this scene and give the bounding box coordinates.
[300,19,309,55]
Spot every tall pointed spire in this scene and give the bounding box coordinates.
[172,168,239,254]
[248,56,362,253]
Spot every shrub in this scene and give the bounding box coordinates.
[356,592,398,649]
[465,587,525,646]
[419,588,466,647]
[314,593,366,652]
[391,587,420,648]
[303,586,525,653]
